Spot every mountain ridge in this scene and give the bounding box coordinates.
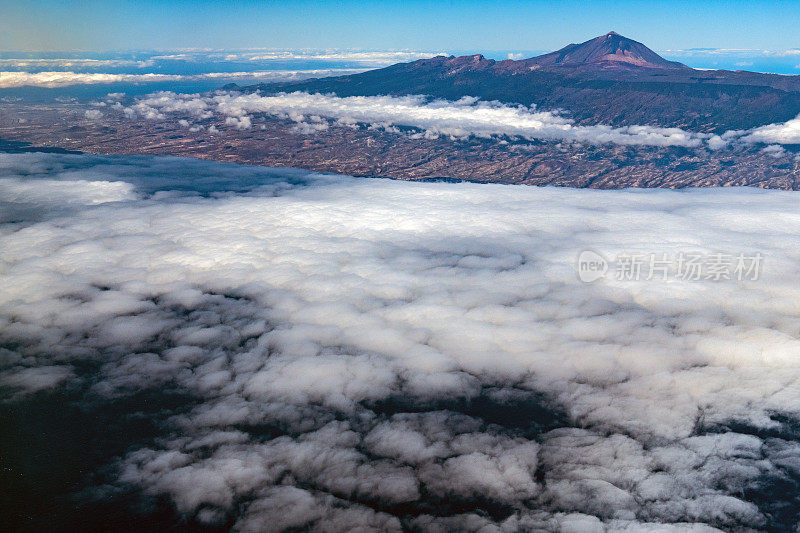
[239,32,800,132]
[405,32,689,74]
[525,31,690,69]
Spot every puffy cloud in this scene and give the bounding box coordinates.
[740,114,800,145]
[224,115,252,130]
[0,365,75,394]
[206,92,715,147]
[122,91,714,147]
[2,152,800,530]
[120,90,800,150]
[84,109,103,120]
[706,134,728,150]
[100,88,800,151]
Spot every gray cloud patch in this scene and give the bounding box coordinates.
[2,153,800,530]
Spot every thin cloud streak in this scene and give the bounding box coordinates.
[0,69,367,88]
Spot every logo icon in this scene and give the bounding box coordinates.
[577,250,608,283]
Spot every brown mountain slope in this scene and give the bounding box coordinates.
[523,31,690,69]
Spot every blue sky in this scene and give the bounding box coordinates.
[1,0,799,52]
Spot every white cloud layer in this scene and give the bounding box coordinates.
[213,50,447,64]
[2,152,800,530]
[661,48,800,57]
[0,58,156,68]
[0,69,365,88]
[0,50,444,72]
[120,90,800,150]
[125,91,714,148]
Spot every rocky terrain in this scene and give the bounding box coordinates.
[1,100,798,189]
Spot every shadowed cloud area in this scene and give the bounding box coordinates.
[2,152,800,531]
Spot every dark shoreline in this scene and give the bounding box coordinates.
[0,137,83,155]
